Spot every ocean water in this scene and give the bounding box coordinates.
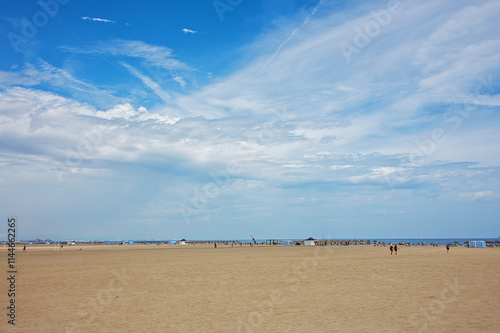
[245,238,498,245]
[370,238,499,245]
[228,238,499,245]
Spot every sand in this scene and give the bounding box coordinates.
[1,244,499,332]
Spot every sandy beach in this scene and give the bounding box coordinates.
[1,244,499,332]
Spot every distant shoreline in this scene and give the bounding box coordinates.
[6,237,500,246]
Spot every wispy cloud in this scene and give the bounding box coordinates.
[459,191,499,201]
[181,28,198,34]
[172,75,186,87]
[82,16,116,23]
[0,60,122,107]
[261,0,326,70]
[121,62,171,103]
[62,39,190,71]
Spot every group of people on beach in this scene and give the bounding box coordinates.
[388,243,451,255]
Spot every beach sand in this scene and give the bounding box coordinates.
[1,244,499,332]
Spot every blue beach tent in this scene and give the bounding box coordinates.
[469,240,486,248]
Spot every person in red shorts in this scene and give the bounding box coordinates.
[390,244,394,255]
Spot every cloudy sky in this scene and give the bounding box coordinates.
[1,0,499,241]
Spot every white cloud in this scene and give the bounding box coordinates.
[173,76,186,87]
[459,191,498,200]
[95,103,178,124]
[181,28,198,34]
[348,167,409,184]
[82,16,116,23]
[0,88,180,166]
[329,165,353,170]
[96,103,141,120]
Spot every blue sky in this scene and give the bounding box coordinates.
[1,0,499,241]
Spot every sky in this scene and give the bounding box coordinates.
[1,0,499,241]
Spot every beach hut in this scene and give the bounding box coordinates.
[469,240,486,248]
[304,237,316,246]
[178,238,187,245]
[283,240,292,245]
[169,240,177,245]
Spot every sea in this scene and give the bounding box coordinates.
[365,238,498,245]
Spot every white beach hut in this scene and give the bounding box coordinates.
[304,237,316,246]
[178,238,187,245]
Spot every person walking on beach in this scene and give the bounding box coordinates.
[390,244,394,255]
[446,244,450,252]
[23,244,26,251]
[394,244,398,255]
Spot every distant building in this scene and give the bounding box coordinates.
[304,237,316,246]
[178,238,187,245]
